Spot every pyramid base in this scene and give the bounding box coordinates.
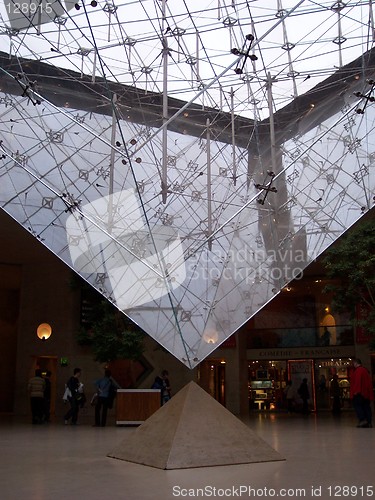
[108,382,284,469]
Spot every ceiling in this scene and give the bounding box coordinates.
[1,0,374,119]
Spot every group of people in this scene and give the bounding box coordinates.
[28,367,172,427]
[61,368,171,426]
[27,369,51,424]
[62,367,119,427]
[29,360,373,428]
[27,366,115,426]
[283,358,373,427]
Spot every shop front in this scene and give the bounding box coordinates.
[315,358,353,411]
[247,346,355,412]
[248,360,286,410]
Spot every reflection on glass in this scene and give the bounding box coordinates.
[0,5,374,367]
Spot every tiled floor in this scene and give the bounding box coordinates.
[0,411,374,500]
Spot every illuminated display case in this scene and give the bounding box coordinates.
[249,380,275,409]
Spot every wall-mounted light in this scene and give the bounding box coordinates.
[37,323,52,341]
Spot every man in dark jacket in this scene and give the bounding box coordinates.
[93,369,118,427]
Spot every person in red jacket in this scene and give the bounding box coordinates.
[350,359,373,428]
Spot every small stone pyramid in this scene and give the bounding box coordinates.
[108,381,284,469]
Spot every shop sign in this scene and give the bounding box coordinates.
[319,360,350,367]
[247,345,354,360]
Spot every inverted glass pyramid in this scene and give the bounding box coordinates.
[0,1,374,367]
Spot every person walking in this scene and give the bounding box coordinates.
[28,369,45,424]
[93,369,117,427]
[298,378,310,415]
[64,367,82,425]
[350,359,373,428]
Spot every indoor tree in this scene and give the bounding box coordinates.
[73,275,145,362]
[322,217,375,346]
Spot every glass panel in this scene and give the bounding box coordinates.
[0,1,374,367]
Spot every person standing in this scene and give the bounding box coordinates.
[28,369,45,424]
[64,367,82,425]
[350,359,373,428]
[330,374,341,415]
[93,369,117,427]
[298,378,310,415]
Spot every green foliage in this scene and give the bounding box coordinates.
[73,275,145,362]
[323,218,375,343]
[90,301,145,362]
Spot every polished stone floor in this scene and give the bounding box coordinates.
[0,411,374,500]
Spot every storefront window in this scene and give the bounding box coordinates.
[315,358,353,410]
[248,361,287,411]
[248,357,354,412]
